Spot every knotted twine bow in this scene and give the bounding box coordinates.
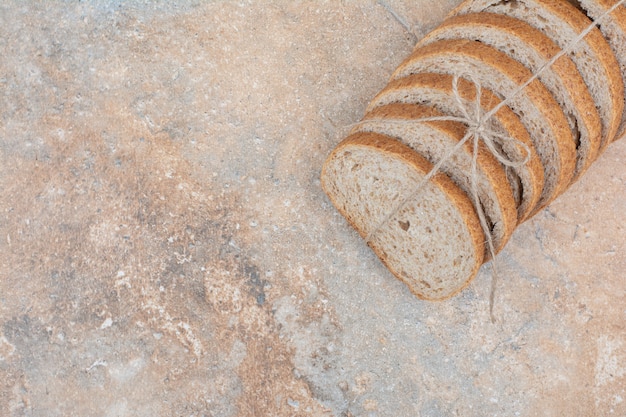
[363,0,626,322]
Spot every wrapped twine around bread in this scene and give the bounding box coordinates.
[359,75,531,321]
[325,0,626,321]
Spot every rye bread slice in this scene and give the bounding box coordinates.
[574,0,626,140]
[391,39,577,210]
[366,72,545,222]
[451,0,624,151]
[419,12,602,180]
[320,132,485,300]
[352,103,518,254]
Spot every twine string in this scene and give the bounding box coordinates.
[363,73,530,245]
[378,0,421,41]
[365,0,625,321]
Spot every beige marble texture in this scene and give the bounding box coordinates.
[0,1,625,416]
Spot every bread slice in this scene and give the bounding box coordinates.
[450,0,624,151]
[419,12,603,180]
[320,132,485,300]
[390,39,577,209]
[353,103,517,254]
[574,0,626,140]
[366,72,545,222]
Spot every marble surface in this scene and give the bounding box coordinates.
[0,1,625,416]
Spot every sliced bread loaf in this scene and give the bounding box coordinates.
[574,0,626,140]
[353,103,518,254]
[450,0,624,151]
[320,132,485,300]
[390,39,577,209]
[366,72,545,222]
[418,12,602,180]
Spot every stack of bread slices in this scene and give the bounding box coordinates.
[321,0,626,300]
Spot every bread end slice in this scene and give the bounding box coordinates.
[321,132,485,300]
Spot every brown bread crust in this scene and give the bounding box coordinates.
[421,12,602,179]
[577,0,626,140]
[450,0,624,150]
[367,72,545,221]
[392,39,577,208]
[359,102,518,254]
